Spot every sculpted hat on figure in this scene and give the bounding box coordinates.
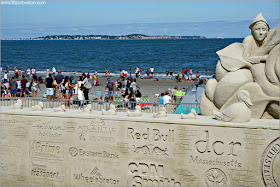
[249,12,270,30]
[200,13,280,121]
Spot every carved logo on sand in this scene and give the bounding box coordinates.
[204,168,227,187]
[261,137,280,187]
[69,147,78,157]
[133,144,168,156]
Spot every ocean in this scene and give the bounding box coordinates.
[1,39,243,77]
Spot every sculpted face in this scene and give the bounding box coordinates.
[251,21,268,43]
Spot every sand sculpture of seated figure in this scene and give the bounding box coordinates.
[78,104,92,114]
[10,99,23,110]
[53,105,66,112]
[200,13,279,119]
[128,105,142,117]
[153,106,167,118]
[102,104,117,115]
[32,102,44,111]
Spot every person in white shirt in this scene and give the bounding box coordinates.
[52,67,56,75]
[31,68,36,77]
[135,67,139,78]
[162,92,173,105]
[130,78,140,92]
[27,67,31,77]
[3,72,8,83]
[150,66,154,77]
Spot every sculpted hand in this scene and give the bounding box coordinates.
[246,56,262,64]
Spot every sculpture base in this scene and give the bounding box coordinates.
[0,107,279,187]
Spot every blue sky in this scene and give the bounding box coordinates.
[1,1,279,38]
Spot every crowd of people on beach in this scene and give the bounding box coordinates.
[113,66,201,82]
[105,77,141,104]
[1,66,95,107]
[1,64,207,108]
[165,67,201,82]
[1,65,43,99]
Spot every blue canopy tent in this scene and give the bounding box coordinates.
[174,84,205,114]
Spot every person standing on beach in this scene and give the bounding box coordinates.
[184,67,189,80]
[130,78,140,92]
[0,65,2,79]
[10,77,18,97]
[76,76,85,106]
[31,67,36,77]
[196,71,201,81]
[20,75,28,97]
[52,67,56,75]
[135,67,138,78]
[189,68,193,80]
[31,77,40,99]
[3,72,8,83]
[170,69,173,80]
[106,78,115,102]
[119,70,122,79]
[166,69,169,79]
[46,69,50,78]
[150,66,154,77]
[82,73,89,101]
[63,76,71,106]
[146,68,150,78]
[182,68,185,80]
[105,67,109,75]
[54,70,64,100]
[27,67,31,77]
[14,66,17,76]
[45,74,54,101]
[129,67,132,78]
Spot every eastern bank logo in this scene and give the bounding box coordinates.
[69,147,78,157]
[69,147,119,159]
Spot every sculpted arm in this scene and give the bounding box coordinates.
[243,36,268,64]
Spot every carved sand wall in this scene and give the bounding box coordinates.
[0,108,279,187]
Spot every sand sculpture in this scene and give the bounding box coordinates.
[127,105,142,117]
[153,106,167,118]
[31,102,44,111]
[102,104,117,115]
[181,109,198,119]
[10,99,23,109]
[53,105,66,112]
[78,104,92,114]
[200,13,280,119]
[213,90,253,122]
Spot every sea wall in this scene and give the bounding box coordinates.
[0,107,279,187]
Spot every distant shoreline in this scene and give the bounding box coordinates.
[1,38,243,41]
[3,34,207,40]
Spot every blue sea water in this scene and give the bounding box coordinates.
[1,39,243,76]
